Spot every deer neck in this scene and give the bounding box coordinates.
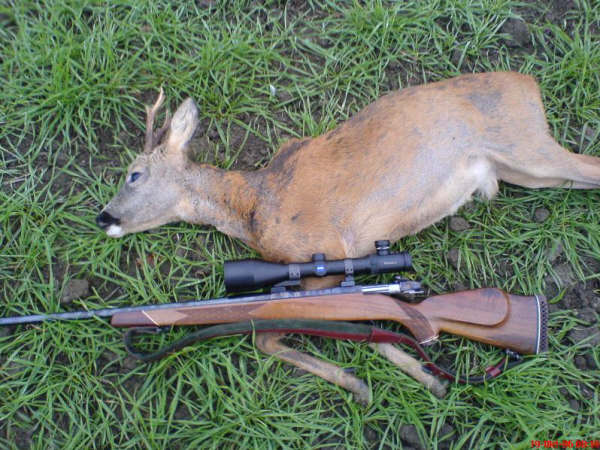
[180,164,263,245]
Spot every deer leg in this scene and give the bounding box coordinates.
[255,332,372,405]
[369,343,447,398]
[495,139,600,189]
[255,333,449,403]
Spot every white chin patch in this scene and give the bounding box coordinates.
[106,225,125,238]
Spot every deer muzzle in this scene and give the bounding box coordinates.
[96,211,124,237]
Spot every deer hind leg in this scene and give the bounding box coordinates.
[495,138,600,189]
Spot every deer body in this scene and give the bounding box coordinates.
[98,72,600,263]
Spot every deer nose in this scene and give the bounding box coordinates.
[96,211,120,229]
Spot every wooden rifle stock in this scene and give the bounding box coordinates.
[111,288,548,355]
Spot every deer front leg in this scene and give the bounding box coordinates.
[255,332,372,405]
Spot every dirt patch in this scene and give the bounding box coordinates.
[501,18,531,48]
[514,0,578,29]
[60,279,90,304]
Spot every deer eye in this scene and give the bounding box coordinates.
[129,172,142,183]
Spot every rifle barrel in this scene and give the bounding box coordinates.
[0,285,370,326]
[0,308,118,325]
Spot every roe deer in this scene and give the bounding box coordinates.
[95,72,599,402]
[97,71,600,266]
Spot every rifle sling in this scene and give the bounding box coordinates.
[123,320,525,385]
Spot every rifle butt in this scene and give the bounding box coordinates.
[416,289,548,355]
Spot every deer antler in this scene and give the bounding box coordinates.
[144,87,171,153]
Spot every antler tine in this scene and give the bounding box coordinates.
[144,87,166,153]
[154,109,171,146]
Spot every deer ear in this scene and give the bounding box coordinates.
[167,98,198,152]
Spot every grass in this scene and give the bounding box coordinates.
[1,0,599,448]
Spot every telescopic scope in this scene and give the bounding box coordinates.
[224,240,411,292]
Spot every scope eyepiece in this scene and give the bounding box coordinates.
[224,240,412,292]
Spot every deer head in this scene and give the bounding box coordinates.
[96,89,200,237]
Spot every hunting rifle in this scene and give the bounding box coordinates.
[0,241,548,383]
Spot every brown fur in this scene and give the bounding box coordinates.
[100,72,600,267]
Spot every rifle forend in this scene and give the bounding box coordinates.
[111,288,548,355]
